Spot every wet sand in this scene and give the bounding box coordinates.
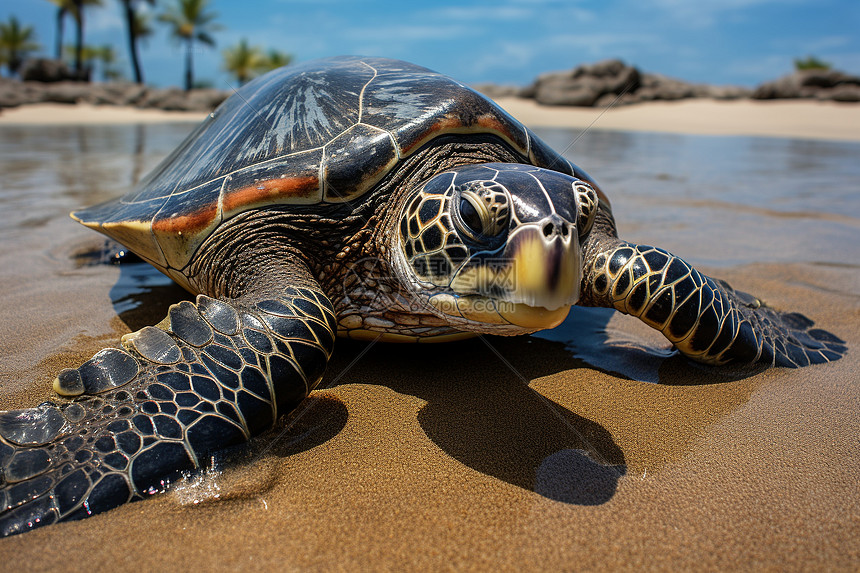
[0,111,858,570]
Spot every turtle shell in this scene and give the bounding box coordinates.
[72,56,586,280]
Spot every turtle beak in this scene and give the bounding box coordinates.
[496,217,580,329]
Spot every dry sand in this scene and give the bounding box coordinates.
[0,102,206,125]
[2,99,860,142]
[0,100,858,570]
[495,97,860,141]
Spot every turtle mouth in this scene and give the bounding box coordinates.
[448,223,581,329]
[389,207,581,332]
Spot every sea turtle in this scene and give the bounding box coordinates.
[0,56,844,537]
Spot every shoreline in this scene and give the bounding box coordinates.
[0,99,858,142]
[496,98,860,142]
[0,102,206,125]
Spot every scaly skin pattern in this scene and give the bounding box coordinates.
[580,206,846,367]
[0,288,334,536]
[0,57,846,538]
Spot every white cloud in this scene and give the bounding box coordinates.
[471,42,540,76]
[344,24,472,42]
[85,2,124,34]
[646,0,808,29]
[546,31,666,57]
[723,54,794,81]
[429,6,536,21]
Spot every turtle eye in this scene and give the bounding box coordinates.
[454,185,510,244]
[458,197,485,237]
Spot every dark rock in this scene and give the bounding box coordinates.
[530,62,752,108]
[20,58,87,83]
[829,85,860,102]
[136,88,227,112]
[530,59,641,106]
[41,82,95,104]
[184,89,229,111]
[753,69,860,100]
[0,78,45,108]
[88,83,149,106]
[0,78,230,112]
[533,74,602,106]
[137,87,187,110]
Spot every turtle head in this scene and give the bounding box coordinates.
[392,163,599,334]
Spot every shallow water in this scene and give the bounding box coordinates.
[0,123,858,569]
[3,123,856,379]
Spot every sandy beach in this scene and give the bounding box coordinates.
[2,99,860,142]
[0,101,858,570]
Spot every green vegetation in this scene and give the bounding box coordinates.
[46,0,73,59]
[69,0,104,75]
[263,49,293,71]
[794,56,832,71]
[118,0,155,84]
[66,43,122,80]
[7,2,295,87]
[223,39,293,85]
[0,16,41,76]
[158,0,222,91]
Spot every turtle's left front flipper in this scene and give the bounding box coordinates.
[0,287,335,537]
[583,241,846,367]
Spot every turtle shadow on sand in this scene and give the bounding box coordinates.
[98,253,763,507]
[321,326,766,506]
[325,338,629,505]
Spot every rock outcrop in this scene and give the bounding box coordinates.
[20,58,89,83]
[753,69,860,102]
[526,59,641,106]
[476,59,751,107]
[5,57,858,113]
[0,77,229,112]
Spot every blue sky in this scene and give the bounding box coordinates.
[3,0,859,89]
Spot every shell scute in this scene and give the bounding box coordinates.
[323,124,398,203]
[361,72,530,159]
[72,56,580,274]
[151,178,223,270]
[223,147,323,213]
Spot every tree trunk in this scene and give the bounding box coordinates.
[55,8,65,60]
[185,37,193,91]
[123,1,144,84]
[9,53,23,76]
[73,0,84,75]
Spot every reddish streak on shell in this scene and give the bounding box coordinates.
[152,202,218,234]
[433,115,465,133]
[223,176,320,212]
[401,115,476,156]
[476,114,521,150]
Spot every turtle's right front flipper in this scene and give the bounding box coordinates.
[0,288,335,537]
[583,241,846,367]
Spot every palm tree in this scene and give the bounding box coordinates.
[261,48,293,72]
[222,38,263,85]
[118,0,154,84]
[45,0,75,59]
[69,0,103,76]
[67,43,120,81]
[223,41,293,86]
[159,0,221,91]
[0,16,40,77]
[132,9,154,41]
